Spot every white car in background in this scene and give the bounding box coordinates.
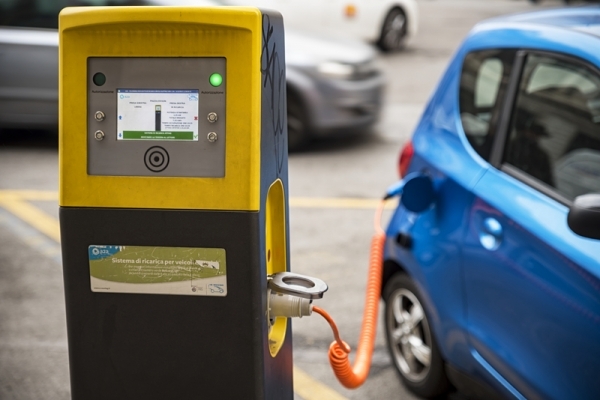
[224,0,419,52]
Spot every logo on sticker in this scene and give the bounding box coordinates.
[89,245,123,260]
[208,284,224,294]
[195,260,219,270]
[191,285,205,293]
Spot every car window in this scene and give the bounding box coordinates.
[475,58,503,108]
[0,0,147,30]
[503,54,600,201]
[459,50,516,160]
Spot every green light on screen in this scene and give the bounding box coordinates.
[209,73,223,87]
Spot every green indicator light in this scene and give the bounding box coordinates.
[209,73,223,87]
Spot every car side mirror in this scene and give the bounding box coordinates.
[567,193,600,240]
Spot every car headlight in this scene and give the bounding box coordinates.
[317,59,381,80]
[355,59,381,77]
[317,61,355,78]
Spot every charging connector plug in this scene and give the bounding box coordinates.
[384,179,406,200]
[269,291,312,318]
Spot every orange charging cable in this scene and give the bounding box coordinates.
[312,200,387,389]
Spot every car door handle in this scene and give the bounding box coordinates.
[479,217,503,251]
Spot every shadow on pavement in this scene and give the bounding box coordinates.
[290,128,384,155]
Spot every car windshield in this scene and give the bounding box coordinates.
[0,0,223,30]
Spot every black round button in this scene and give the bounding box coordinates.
[93,72,106,86]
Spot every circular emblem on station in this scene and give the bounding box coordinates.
[144,146,170,173]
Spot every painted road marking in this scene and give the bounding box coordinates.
[292,196,396,209]
[0,190,58,201]
[293,366,349,400]
[0,189,353,400]
[0,208,62,265]
[0,190,397,210]
[0,192,60,242]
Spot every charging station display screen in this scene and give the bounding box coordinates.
[117,89,199,141]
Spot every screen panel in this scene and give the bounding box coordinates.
[87,57,226,177]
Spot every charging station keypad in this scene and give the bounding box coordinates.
[87,57,226,177]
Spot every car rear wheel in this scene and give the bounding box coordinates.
[383,273,450,398]
[377,8,408,52]
[287,93,310,152]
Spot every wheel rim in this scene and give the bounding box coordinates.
[382,10,407,50]
[386,288,433,382]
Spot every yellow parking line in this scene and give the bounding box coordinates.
[0,190,396,210]
[0,195,61,243]
[290,196,397,209]
[293,366,349,400]
[0,189,58,201]
[0,189,352,400]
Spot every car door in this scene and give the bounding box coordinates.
[463,51,600,400]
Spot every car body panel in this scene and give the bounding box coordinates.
[285,30,384,134]
[465,167,600,400]
[291,69,384,134]
[384,6,600,400]
[0,27,58,129]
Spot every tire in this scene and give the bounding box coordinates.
[377,8,408,52]
[286,92,310,152]
[383,273,450,398]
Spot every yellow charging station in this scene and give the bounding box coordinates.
[59,6,327,399]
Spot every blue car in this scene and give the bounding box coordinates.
[382,7,600,400]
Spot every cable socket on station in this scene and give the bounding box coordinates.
[267,272,328,319]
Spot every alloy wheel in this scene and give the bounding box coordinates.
[387,288,433,382]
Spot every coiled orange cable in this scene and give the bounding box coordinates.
[313,200,387,389]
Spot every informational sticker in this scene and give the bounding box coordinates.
[116,89,199,141]
[88,245,226,296]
